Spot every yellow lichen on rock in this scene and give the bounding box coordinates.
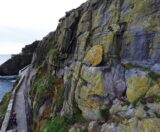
[84,45,103,66]
[140,118,160,131]
[126,74,151,103]
[102,34,114,55]
[146,80,160,97]
[75,65,107,120]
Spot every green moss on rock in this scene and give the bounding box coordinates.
[48,48,59,64]
[0,92,11,116]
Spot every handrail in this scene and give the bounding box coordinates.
[0,76,25,132]
[19,64,31,75]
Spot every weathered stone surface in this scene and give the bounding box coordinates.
[61,64,76,116]
[0,41,39,75]
[101,123,118,132]
[145,80,160,97]
[120,0,160,65]
[125,69,151,103]
[76,32,90,61]
[14,0,160,131]
[151,64,160,75]
[147,103,160,117]
[88,121,99,132]
[104,64,126,99]
[75,65,108,120]
[109,99,122,115]
[69,127,83,132]
[84,45,103,66]
[134,105,147,119]
[101,118,160,132]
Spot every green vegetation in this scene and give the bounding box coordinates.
[148,71,160,80]
[154,112,160,118]
[100,107,110,120]
[0,92,11,116]
[44,116,70,132]
[152,95,160,103]
[122,100,130,106]
[144,106,150,111]
[55,85,64,112]
[124,63,148,71]
[31,74,56,106]
[48,48,59,64]
[44,103,85,132]
[72,103,86,123]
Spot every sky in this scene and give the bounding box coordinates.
[0,0,87,54]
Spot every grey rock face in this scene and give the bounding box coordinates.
[104,64,126,99]
[0,41,39,75]
[23,0,160,129]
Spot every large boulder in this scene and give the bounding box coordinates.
[125,69,151,103]
[76,65,108,120]
[84,45,103,66]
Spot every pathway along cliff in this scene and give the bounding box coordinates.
[2,0,160,131]
[13,65,36,132]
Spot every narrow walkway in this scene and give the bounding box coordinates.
[13,65,37,132]
[13,67,29,132]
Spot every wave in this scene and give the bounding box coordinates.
[0,75,17,80]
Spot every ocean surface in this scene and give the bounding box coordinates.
[0,55,15,102]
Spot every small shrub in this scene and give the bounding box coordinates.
[148,71,160,80]
[153,95,160,102]
[44,104,86,131]
[0,92,11,115]
[100,107,109,120]
[55,86,64,112]
[31,72,58,110]
[48,48,59,64]
[44,116,70,132]
[154,112,160,118]
[144,106,150,111]
[72,104,86,123]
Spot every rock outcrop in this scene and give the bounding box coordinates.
[0,41,39,75]
[6,0,160,131]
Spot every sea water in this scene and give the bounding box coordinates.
[0,55,15,102]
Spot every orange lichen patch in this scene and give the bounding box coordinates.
[84,45,103,66]
[56,80,64,89]
[42,105,52,119]
[54,79,64,99]
[87,95,103,109]
[37,104,53,131]
[38,119,48,132]
[87,98,99,108]
[88,89,95,96]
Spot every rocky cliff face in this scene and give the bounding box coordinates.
[0,41,39,75]
[21,0,160,131]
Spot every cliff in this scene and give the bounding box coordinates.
[6,0,160,131]
[0,41,39,75]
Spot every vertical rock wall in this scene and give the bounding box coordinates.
[29,0,160,131]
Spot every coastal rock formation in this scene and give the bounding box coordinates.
[3,0,160,131]
[0,41,39,75]
[29,0,160,131]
